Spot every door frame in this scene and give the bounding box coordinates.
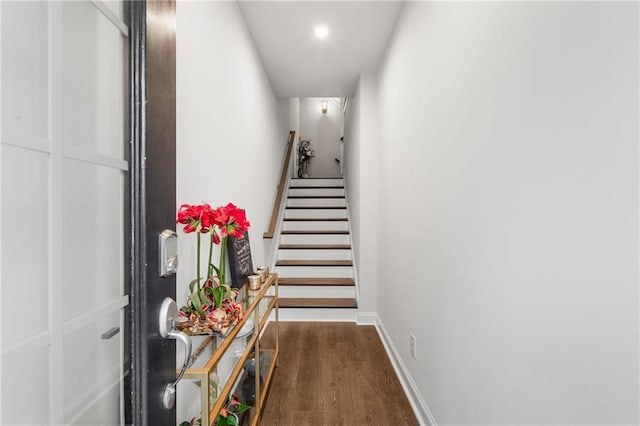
[128,1,177,424]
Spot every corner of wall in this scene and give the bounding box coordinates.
[375,314,437,426]
[357,311,377,325]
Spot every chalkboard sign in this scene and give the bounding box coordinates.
[226,231,254,289]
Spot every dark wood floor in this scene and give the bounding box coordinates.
[260,322,418,425]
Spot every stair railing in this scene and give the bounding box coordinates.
[263,130,296,239]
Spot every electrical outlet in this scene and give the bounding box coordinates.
[409,333,417,359]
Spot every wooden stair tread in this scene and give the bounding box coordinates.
[281,230,349,235]
[287,195,345,199]
[279,298,357,309]
[290,186,345,189]
[278,278,355,286]
[276,260,353,266]
[279,244,351,250]
[284,218,347,221]
[286,206,346,210]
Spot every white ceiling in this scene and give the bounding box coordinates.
[238,1,405,98]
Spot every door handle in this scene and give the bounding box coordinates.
[159,297,192,409]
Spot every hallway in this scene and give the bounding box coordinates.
[261,322,417,425]
[1,0,639,424]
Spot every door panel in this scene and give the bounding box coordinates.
[1,347,50,425]
[68,381,122,426]
[1,145,50,349]
[1,1,131,425]
[63,309,124,422]
[62,159,125,321]
[0,1,49,141]
[1,3,52,425]
[61,0,126,161]
[2,1,177,424]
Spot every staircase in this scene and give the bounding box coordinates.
[274,177,358,321]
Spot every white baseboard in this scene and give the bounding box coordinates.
[357,311,377,325]
[375,315,437,426]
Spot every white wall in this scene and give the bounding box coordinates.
[288,97,300,177]
[298,97,342,178]
[374,2,639,424]
[176,1,284,420]
[277,98,290,140]
[344,84,361,270]
[344,74,379,318]
[177,0,282,274]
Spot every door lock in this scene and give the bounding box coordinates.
[159,229,178,277]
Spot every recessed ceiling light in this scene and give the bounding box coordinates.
[314,25,329,39]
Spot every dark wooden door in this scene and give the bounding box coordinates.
[128,1,177,425]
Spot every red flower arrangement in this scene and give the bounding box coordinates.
[176,202,250,332]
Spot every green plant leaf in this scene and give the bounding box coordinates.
[199,291,210,306]
[221,283,231,294]
[189,278,199,294]
[236,403,250,414]
[211,264,220,277]
[190,292,204,317]
[213,287,224,308]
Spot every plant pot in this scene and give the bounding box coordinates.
[177,308,239,335]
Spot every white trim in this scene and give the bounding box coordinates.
[1,128,51,154]
[89,0,129,37]
[375,315,436,426]
[63,144,129,171]
[0,0,3,418]
[357,311,377,325]
[63,295,129,335]
[637,4,640,424]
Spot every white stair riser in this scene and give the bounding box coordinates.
[271,309,357,322]
[275,266,353,278]
[279,234,350,245]
[287,198,346,208]
[290,179,344,187]
[278,286,356,299]
[284,209,347,219]
[288,188,345,197]
[282,221,349,231]
[277,249,352,260]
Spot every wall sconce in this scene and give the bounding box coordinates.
[321,100,328,114]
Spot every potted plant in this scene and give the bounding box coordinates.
[179,395,250,426]
[216,395,250,426]
[176,202,250,334]
[297,138,315,178]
